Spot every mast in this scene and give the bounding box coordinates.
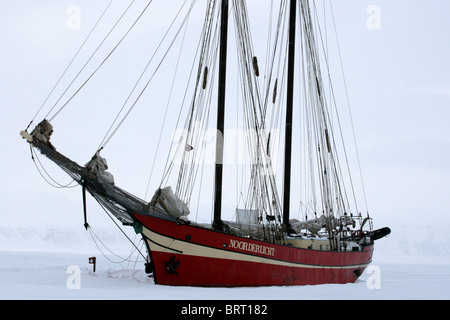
[213,0,229,230]
[282,0,297,231]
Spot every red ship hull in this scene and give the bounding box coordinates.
[135,214,373,287]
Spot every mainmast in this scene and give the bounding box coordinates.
[282,0,297,232]
[213,0,229,231]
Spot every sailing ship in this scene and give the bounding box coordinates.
[21,0,390,286]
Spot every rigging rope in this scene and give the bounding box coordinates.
[144,0,193,200]
[27,0,114,130]
[93,200,148,263]
[159,0,218,195]
[328,0,369,215]
[46,0,152,123]
[30,145,77,189]
[87,227,145,264]
[29,147,146,263]
[98,0,196,150]
[175,2,219,204]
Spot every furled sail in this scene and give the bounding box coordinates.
[85,151,114,185]
[150,187,190,219]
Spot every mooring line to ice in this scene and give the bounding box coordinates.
[95,201,148,262]
[87,226,146,264]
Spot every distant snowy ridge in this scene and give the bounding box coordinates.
[0,225,139,255]
[0,189,142,254]
[373,225,450,264]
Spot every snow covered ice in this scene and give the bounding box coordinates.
[0,172,449,300]
[0,192,449,300]
[1,217,449,300]
[0,251,449,300]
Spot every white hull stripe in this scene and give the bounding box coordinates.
[142,227,370,270]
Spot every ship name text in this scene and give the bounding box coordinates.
[229,239,275,257]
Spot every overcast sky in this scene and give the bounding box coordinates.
[1,0,449,234]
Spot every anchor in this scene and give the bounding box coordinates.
[165,256,180,275]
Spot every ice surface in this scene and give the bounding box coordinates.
[1,217,449,300]
[0,251,449,300]
[1,184,449,300]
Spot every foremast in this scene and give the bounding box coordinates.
[213,0,229,231]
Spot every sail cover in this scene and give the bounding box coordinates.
[236,209,259,225]
[85,151,114,185]
[152,187,190,219]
